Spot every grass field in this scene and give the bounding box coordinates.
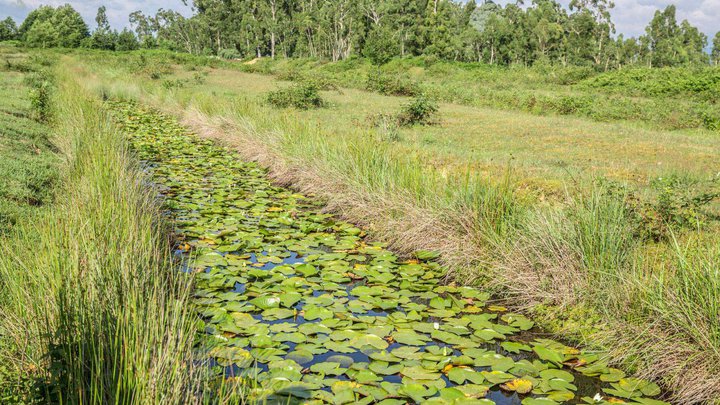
[68,49,720,403]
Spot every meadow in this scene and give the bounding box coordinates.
[72,49,719,403]
[1,43,718,404]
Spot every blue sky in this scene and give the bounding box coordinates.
[0,0,718,40]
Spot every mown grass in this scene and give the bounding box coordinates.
[0,50,59,233]
[73,50,720,403]
[0,46,209,404]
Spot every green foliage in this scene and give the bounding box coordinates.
[397,95,439,126]
[0,66,207,403]
[579,67,720,100]
[631,176,720,241]
[266,82,325,109]
[116,29,140,51]
[161,78,188,90]
[642,6,708,68]
[25,71,54,123]
[366,69,419,96]
[21,5,89,48]
[217,48,242,60]
[0,17,18,41]
[362,27,399,65]
[255,57,720,131]
[139,0,712,71]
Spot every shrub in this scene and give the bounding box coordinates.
[25,71,53,123]
[278,70,340,92]
[161,78,188,90]
[397,95,439,126]
[193,71,208,85]
[218,48,242,60]
[366,69,419,96]
[549,66,596,85]
[366,113,402,142]
[624,175,720,241]
[266,82,326,109]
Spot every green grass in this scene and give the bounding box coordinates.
[0,46,210,404]
[0,50,59,233]
[240,56,720,131]
[70,49,720,403]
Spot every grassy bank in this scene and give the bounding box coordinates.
[74,50,719,403]
[0,48,202,403]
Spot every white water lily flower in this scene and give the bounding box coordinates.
[433,322,440,330]
[593,393,603,402]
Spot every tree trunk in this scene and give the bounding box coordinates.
[271,32,276,59]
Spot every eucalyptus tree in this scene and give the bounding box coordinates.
[527,0,567,63]
[91,6,118,50]
[129,11,158,48]
[679,20,708,65]
[642,5,708,67]
[568,0,615,66]
[641,5,681,67]
[713,32,720,66]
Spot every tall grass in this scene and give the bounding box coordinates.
[0,63,203,403]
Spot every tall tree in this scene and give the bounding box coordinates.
[713,32,720,66]
[22,4,89,48]
[641,5,681,67]
[527,0,567,63]
[0,17,17,41]
[129,11,157,48]
[568,0,615,67]
[91,6,118,50]
[679,20,708,65]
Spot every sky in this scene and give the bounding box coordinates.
[0,0,718,40]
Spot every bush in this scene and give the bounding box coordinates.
[266,82,326,109]
[25,71,53,123]
[397,95,439,126]
[366,69,419,96]
[162,78,188,90]
[218,48,242,60]
[366,113,402,142]
[622,175,720,241]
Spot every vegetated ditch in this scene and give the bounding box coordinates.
[109,100,669,405]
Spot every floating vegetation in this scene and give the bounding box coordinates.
[110,101,669,405]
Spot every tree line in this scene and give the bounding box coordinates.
[2,1,720,69]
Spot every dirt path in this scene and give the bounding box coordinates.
[110,102,668,405]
